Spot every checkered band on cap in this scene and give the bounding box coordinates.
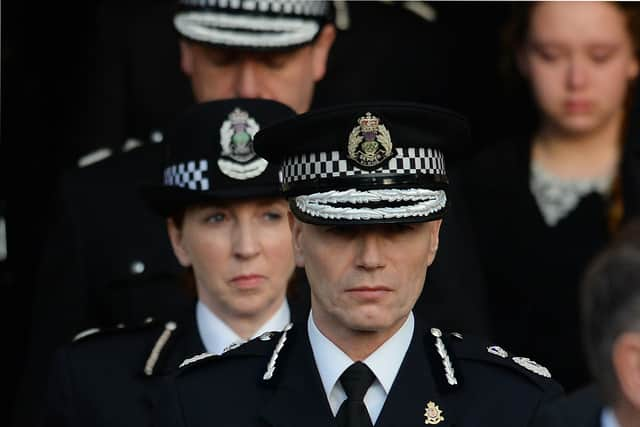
[164,160,210,191]
[179,0,330,17]
[281,147,446,184]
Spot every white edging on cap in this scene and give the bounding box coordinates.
[174,12,319,48]
[295,188,447,221]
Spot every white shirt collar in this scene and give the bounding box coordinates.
[196,299,290,355]
[601,407,621,427]
[308,311,414,423]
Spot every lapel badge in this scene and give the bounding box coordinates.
[512,356,552,378]
[347,112,394,169]
[424,401,444,425]
[487,345,508,359]
[218,108,268,180]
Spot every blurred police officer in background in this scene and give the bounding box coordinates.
[532,218,640,427]
[154,102,561,427]
[42,98,303,427]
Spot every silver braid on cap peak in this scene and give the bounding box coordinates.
[294,188,447,221]
[174,12,320,48]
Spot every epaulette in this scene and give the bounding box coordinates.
[448,333,555,389]
[176,327,289,375]
[77,147,113,168]
[144,321,178,376]
[71,316,157,343]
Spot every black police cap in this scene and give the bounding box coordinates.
[254,102,471,225]
[141,98,296,217]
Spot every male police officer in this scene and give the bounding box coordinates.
[13,3,335,427]
[153,103,562,426]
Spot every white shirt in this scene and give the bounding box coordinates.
[308,311,415,424]
[195,299,290,355]
[601,407,621,427]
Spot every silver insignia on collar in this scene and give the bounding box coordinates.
[263,323,293,380]
[218,108,268,180]
[487,345,508,359]
[512,356,552,378]
[431,328,457,386]
[179,352,214,369]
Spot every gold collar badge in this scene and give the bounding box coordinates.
[424,401,444,425]
[347,112,394,168]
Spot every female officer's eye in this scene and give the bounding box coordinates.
[205,212,226,223]
[263,211,283,221]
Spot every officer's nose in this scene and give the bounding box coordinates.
[355,231,385,271]
[232,220,260,259]
[234,60,261,99]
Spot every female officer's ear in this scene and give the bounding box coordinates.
[167,217,192,267]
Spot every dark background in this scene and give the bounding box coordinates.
[2,1,518,417]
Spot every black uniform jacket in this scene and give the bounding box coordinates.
[42,308,205,427]
[153,318,563,427]
[531,385,602,427]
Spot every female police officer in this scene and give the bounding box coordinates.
[41,98,301,426]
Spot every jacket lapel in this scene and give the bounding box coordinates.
[374,324,454,427]
[259,324,336,427]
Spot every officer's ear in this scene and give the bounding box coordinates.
[310,24,336,82]
[167,218,192,267]
[425,219,442,266]
[612,332,640,409]
[179,39,195,77]
[288,212,306,268]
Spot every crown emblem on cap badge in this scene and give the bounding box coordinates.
[218,108,268,180]
[347,112,394,169]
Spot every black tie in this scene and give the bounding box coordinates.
[335,362,376,427]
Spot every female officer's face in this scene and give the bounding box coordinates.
[168,198,295,328]
[518,2,638,136]
[292,218,441,344]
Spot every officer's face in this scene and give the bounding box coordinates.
[292,217,441,342]
[517,1,638,136]
[168,198,295,335]
[179,25,336,114]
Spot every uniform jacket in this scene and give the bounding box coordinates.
[43,308,205,427]
[153,318,563,427]
[531,385,602,427]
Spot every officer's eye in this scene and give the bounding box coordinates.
[263,211,283,221]
[257,51,292,69]
[205,212,227,223]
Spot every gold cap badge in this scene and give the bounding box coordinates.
[424,401,444,425]
[347,112,394,168]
